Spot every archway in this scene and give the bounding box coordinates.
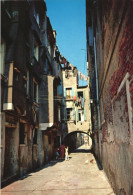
[63,131,92,152]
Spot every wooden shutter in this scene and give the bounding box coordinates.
[83,91,85,98]
[64,88,66,97]
[72,87,74,97]
[84,109,86,121]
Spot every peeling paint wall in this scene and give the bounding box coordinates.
[86,0,133,194]
[98,2,133,195]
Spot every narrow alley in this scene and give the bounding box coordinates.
[1,0,133,194]
[1,145,114,195]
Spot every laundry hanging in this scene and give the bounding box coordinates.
[59,52,88,81]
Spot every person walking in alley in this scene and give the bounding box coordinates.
[59,144,65,159]
[54,147,59,160]
[65,146,69,161]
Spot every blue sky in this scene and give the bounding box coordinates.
[45,0,87,86]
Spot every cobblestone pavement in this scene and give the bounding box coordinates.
[1,145,115,195]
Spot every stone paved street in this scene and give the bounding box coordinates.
[1,145,115,195]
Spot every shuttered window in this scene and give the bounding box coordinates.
[77,91,83,98]
[66,88,72,97]
[78,109,84,122]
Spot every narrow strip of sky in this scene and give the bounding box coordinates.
[45,0,87,86]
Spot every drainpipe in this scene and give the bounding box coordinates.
[87,61,92,133]
[93,37,101,130]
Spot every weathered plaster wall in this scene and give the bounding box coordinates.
[67,122,90,133]
[44,134,54,163]
[3,121,19,178]
[96,2,133,194]
[63,70,77,90]
[63,70,91,135]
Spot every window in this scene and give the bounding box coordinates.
[78,109,84,122]
[58,84,63,96]
[66,108,74,121]
[33,128,37,144]
[66,88,72,97]
[34,41,39,61]
[1,39,6,74]
[33,78,38,103]
[19,123,25,144]
[34,8,40,26]
[77,91,83,98]
[47,41,51,56]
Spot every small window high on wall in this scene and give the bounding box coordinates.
[66,108,74,121]
[66,88,72,97]
[78,109,84,122]
[77,91,83,98]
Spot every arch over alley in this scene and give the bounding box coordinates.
[63,130,92,152]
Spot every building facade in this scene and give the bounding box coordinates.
[86,0,133,194]
[62,67,92,142]
[1,0,63,186]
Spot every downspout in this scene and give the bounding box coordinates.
[87,60,92,134]
[93,37,101,130]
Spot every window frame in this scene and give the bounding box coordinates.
[78,109,84,122]
[77,91,83,98]
[66,88,72,97]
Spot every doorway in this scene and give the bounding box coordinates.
[4,127,18,178]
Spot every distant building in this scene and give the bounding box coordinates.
[62,67,92,138]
